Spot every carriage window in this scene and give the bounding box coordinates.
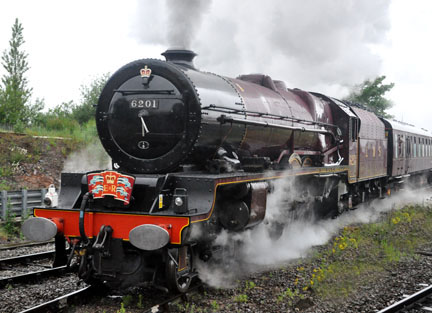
[428,139,431,156]
[423,138,426,157]
[418,138,420,157]
[414,137,417,158]
[350,118,358,142]
[418,137,420,157]
[420,138,422,157]
[406,137,411,157]
[428,139,430,157]
[413,137,415,157]
[419,138,423,157]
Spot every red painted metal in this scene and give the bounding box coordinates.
[228,75,334,160]
[34,208,189,245]
[350,107,387,181]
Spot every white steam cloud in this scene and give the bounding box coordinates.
[133,0,391,97]
[197,177,431,288]
[62,141,111,173]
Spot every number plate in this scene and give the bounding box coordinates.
[130,99,159,109]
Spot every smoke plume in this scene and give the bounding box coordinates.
[196,176,431,288]
[165,0,212,48]
[133,0,212,49]
[133,0,391,97]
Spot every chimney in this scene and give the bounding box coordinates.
[161,49,197,69]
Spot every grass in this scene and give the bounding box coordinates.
[234,294,248,303]
[210,300,220,311]
[0,179,10,191]
[0,227,9,241]
[299,204,432,301]
[277,287,304,305]
[24,119,98,145]
[0,167,13,178]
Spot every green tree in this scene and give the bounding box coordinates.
[345,75,394,118]
[0,18,34,125]
[72,73,109,125]
[34,100,78,132]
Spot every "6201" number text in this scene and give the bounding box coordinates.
[130,99,159,109]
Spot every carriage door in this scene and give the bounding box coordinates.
[405,136,410,174]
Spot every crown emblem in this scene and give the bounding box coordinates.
[140,65,152,78]
[105,173,116,184]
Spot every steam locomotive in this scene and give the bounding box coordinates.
[22,49,432,292]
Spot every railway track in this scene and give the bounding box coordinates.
[0,240,55,261]
[18,285,94,313]
[0,244,72,289]
[17,281,203,313]
[378,284,432,313]
[0,265,71,288]
[0,250,55,267]
[0,240,54,251]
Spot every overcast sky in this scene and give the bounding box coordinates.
[0,0,431,130]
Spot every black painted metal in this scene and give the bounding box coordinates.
[53,234,67,267]
[161,49,197,69]
[58,173,83,209]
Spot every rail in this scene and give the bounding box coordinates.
[377,284,432,313]
[18,286,93,313]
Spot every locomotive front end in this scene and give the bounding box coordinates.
[96,51,202,174]
[22,170,196,292]
[21,51,210,292]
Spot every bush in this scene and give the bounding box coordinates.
[13,121,25,133]
[3,206,19,238]
[45,116,80,132]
